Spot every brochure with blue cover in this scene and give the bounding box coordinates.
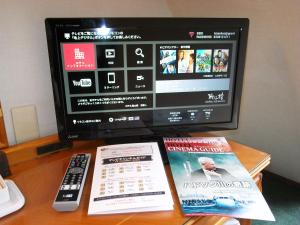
[164,137,275,221]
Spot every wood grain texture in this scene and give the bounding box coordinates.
[1,133,270,225]
[0,103,8,149]
[3,134,60,165]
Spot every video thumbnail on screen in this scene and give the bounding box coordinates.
[213,49,229,72]
[160,50,177,74]
[195,49,212,73]
[177,50,194,74]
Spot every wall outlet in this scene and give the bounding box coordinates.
[11,105,40,143]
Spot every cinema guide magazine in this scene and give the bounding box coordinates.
[164,137,274,221]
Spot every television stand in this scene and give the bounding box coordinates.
[2,133,271,225]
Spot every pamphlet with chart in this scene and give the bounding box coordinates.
[88,142,173,215]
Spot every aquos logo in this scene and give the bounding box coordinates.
[72,79,92,87]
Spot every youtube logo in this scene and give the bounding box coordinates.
[68,71,96,94]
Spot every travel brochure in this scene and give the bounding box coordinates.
[164,137,275,221]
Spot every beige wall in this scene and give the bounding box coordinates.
[0,0,171,144]
[1,0,299,182]
[166,0,300,182]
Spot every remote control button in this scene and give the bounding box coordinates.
[62,185,70,190]
[69,167,84,174]
[71,185,78,190]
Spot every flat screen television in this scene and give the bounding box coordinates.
[45,18,249,144]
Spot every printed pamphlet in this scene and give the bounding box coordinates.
[164,137,274,221]
[88,142,173,215]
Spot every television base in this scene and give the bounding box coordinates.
[36,141,73,155]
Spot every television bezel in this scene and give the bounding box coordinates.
[45,17,249,141]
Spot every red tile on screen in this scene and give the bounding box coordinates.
[63,43,96,71]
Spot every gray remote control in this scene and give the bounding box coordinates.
[53,153,91,211]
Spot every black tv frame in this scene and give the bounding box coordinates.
[45,18,249,142]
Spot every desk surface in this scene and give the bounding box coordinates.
[1,134,270,225]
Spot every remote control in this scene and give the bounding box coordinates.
[53,153,91,211]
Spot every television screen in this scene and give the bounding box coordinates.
[45,18,249,141]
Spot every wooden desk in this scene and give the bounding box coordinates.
[0,103,8,149]
[1,134,270,225]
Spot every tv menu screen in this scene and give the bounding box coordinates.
[53,23,240,132]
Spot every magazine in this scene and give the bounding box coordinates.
[88,142,173,215]
[164,137,275,221]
